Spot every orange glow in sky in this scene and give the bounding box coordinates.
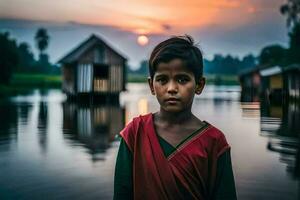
[0,0,267,35]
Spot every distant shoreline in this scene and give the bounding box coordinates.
[0,73,61,97]
[0,73,240,97]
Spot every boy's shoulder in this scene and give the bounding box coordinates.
[201,121,230,155]
[119,113,152,147]
[122,113,152,132]
[204,121,227,138]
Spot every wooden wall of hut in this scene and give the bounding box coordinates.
[62,64,76,95]
[73,44,124,94]
[269,74,283,91]
[104,46,124,93]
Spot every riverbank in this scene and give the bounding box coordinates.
[0,73,61,97]
[0,73,240,97]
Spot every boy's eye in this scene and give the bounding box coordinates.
[177,77,190,84]
[156,77,167,84]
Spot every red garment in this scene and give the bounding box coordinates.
[120,113,230,200]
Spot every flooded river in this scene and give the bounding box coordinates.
[0,84,299,199]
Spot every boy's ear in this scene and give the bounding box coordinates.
[195,77,205,95]
[148,77,155,95]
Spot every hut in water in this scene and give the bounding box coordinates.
[239,64,300,103]
[58,34,127,103]
[260,65,283,102]
[239,66,262,102]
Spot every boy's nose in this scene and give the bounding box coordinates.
[167,80,178,94]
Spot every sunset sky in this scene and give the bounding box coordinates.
[0,0,289,68]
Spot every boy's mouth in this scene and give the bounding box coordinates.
[165,98,180,103]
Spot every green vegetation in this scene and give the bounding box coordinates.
[0,73,61,97]
[204,54,256,75]
[11,74,61,88]
[127,73,148,83]
[0,28,59,85]
[0,27,61,97]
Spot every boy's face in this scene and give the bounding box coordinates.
[148,58,205,113]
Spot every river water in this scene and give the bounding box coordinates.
[0,83,299,200]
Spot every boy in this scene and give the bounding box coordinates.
[114,35,237,200]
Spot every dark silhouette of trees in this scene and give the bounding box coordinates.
[0,32,19,84]
[17,42,35,72]
[259,45,287,65]
[280,0,300,64]
[136,60,148,75]
[242,54,257,68]
[280,0,300,31]
[0,29,59,85]
[35,28,50,59]
[288,24,300,63]
[257,0,300,67]
[34,28,58,74]
[204,54,257,75]
[127,60,148,76]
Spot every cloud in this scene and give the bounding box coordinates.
[0,10,288,68]
[1,0,287,37]
[161,24,172,31]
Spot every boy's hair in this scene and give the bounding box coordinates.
[148,35,204,80]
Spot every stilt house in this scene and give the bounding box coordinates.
[239,64,300,102]
[58,34,127,101]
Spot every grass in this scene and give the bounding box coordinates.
[0,73,62,97]
[11,74,62,88]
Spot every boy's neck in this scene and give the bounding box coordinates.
[157,108,194,125]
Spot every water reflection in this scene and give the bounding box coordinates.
[260,100,300,181]
[62,102,125,162]
[37,101,48,154]
[0,86,299,199]
[0,89,125,199]
[0,100,19,151]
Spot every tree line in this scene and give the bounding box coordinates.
[0,28,59,84]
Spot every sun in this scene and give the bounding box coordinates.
[137,35,149,46]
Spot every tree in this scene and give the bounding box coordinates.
[241,54,257,69]
[35,28,49,59]
[0,32,19,84]
[288,23,300,63]
[17,42,35,72]
[136,60,148,76]
[280,0,300,31]
[259,45,287,65]
[280,0,300,63]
